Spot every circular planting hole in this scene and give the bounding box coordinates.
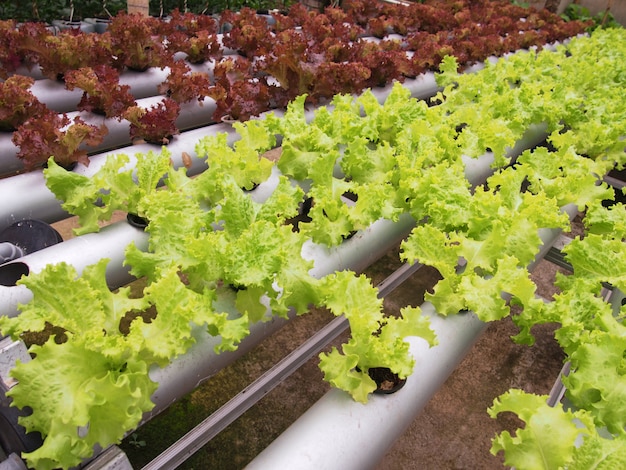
[0,262,30,287]
[368,367,407,395]
[127,213,149,230]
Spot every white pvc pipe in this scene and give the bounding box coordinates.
[27,62,214,113]
[0,166,281,318]
[73,96,218,153]
[0,120,237,232]
[145,305,294,422]
[245,304,486,470]
[0,94,219,177]
[0,220,149,317]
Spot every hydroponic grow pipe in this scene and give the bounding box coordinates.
[0,164,282,319]
[0,119,551,318]
[21,24,452,115]
[0,219,149,318]
[0,453,26,470]
[0,117,550,310]
[0,95,219,177]
[25,61,216,113]
[245,309,486,470]
[0,108,551,238]
[0,119,237,232]
[244,207,578,470]
[70,93,218,152]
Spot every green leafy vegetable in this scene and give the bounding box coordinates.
[489,390,593,470]
[318,271,436,402]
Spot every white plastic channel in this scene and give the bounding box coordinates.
[0,116,549,319]
[141,261,425,470]
[0,221,149,318]
[245,206,579,470]
[0,120,236,232]
[0,94,219,176]
[0,165,282,319]
[26,62,215,113]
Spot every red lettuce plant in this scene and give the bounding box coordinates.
[12,109,108,169]
[276,2,314,27]
[220,8,273,58]
[367,16,397,39]
[64,65,136,118]
[19,27,113,80]
[212,57,271,121]
[13,22,51,72]
[340,0,378,28]
[255,28,317,105]
[164,8,221,63]
[108,13,172,71]
[217,79,271,122]
[124,98,180,145]
[301,6,364,43]
[157,60,213,104]
[349,39,412,88]
[0,20,24,78]
[167,9,219,34]
[405,1,459,33]
[253,28,369,107]
[167,29,222,64]
[268,8,300,32]
[0,75,49,131]
[312,61,371,100]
